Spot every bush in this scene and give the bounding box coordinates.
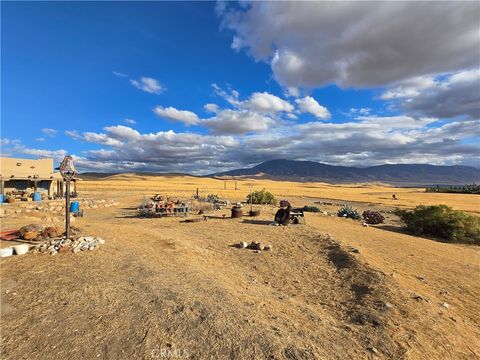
[337,205,361,219]
[206,194,219,203]
[302,205,320,212]
[362,210,385,224]
[246,189,276,205]
[395,205,480,245]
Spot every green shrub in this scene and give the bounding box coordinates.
[337,205,361,219]
[302,205,320,213]
[362,210,385,224]
[246,189,276,205]
[206,194,219,203]
[395,205,480,245]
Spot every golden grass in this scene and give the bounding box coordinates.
[79,174,480,213]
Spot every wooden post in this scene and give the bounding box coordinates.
[196,187,199,198]
[224,181,226,190]
[65,180,71,239]
[0,179,4,196]
[235,181,237,190]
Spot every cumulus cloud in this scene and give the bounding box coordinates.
[203,110,274,135]
[130,77,164,94]
[10,113,476,173]
[295,96,331,119]
[212,84,294,114]
[154,106,200,125]
[382,69,480,119]
[41,128,58,137]
[243,92,294,113]
[221,2,480,88]
[152,86,296,135]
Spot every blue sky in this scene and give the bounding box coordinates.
[1,1,479,173]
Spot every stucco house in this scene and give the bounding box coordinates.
[0,157,76,198]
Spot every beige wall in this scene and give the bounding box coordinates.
[0,157,62,179]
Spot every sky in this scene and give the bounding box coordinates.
[1,1,479,174]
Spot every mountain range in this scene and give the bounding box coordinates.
[213,159,480,185]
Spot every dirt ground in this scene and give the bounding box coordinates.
[1,177,479,360]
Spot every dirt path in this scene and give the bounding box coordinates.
[1,195,479,359]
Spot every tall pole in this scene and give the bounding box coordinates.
[59,155,76,242]
[65,180,71,239]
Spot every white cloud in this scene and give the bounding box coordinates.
[6,114,479,173]
[347,108,371,117]
[204,103,220,113]
[41,128,58,137]
[65,130,81,139]
[113,71,128,78]
[130,77,164,94]
[154,106,200,125]
[203,110,274,135]
[35,137,46,142]
[380,75,438,100]
[295,96,331,119]
[284,87,300,98]
[221,2,480,88]
[124,118,136,125]
[243,92,294,113]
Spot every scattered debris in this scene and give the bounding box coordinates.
[440,302,450,309]
[183,218,203,223]
[250,241,263,250]
[367,346,379,354]
[412,293,428,302]
[348,247,360,253]
[416,275,428,283]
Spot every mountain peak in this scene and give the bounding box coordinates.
[214,160,480,185]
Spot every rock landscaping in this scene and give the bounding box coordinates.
[30,236,106,255]
[0,198,119,217]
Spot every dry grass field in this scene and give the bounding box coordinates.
[80,174,480,213]
[1,175,479,360]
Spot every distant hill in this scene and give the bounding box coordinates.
[213,159,480,185]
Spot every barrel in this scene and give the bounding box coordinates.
[249,210,261,217]
[33,192,42,202]
[231,207,243,218]
[70,201,80,213]
[0,195,3,203]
